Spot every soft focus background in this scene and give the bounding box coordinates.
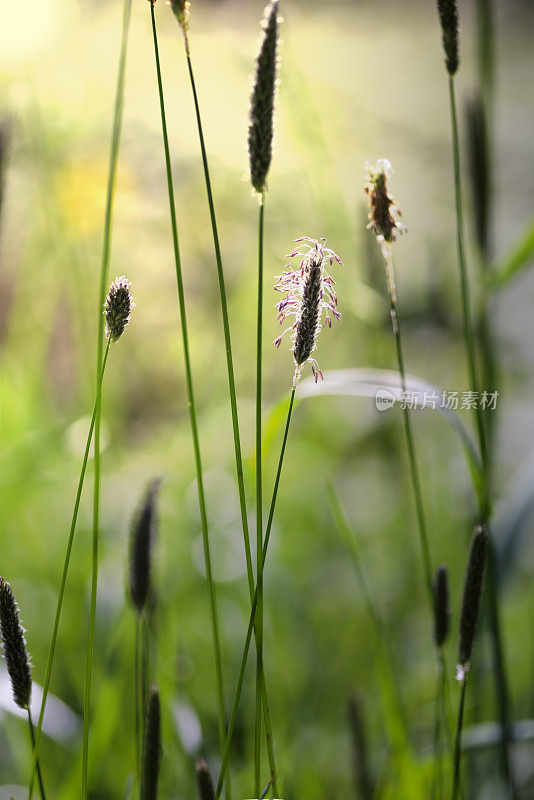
[1,0,534,797]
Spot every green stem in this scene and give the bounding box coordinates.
[30,339,112,797]
[27,708,46,800]
[135,615,141,779]
[452,675,467,800]
[149,7,229,797]
[383,243,433,601]
[80,0,132,792]
[215,389,295,800]
[449,75,515,797]
[182,44,277,793]
[254,196,265,796]
[432,653,445,800]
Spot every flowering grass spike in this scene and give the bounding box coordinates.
[0,577,32,710]
[104,276,134,343]
[364,159,405,244]
[274,237,342,387]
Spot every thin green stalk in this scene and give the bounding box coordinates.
[135,616,141,778]
[215,390,295,800]
[432,654,445,800]
[142,613,149,731]
[254,196,265,796]
[182,43,277,792]
[382,243,433,601]
[27,708,46,800]
[149,6,229,796]
[30,339,112,797]
[448,76,515,796]
[452,676,468,800]
[81,0,132,793]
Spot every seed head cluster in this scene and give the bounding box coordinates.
[141,684,161,800]
[104,276,134,343]
[128,479,161,615]
[248,1,279,195]
[195,757,215,800]
[457,525,487,677]
[364,159,405,244]
[274,237,342,387]
[169,0,190,30]
[435,0,460,76]
[0,577,32,710]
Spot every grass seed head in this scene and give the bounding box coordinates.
[141,684,161,800]
[248,0,280,195]
[0,577,32,709]
[432,565,451,648]
[458,525,487,676]
[435,0,459,75]
[169,0,190,30]
[104,276,134,343]
[195,757,215,800]
[364,159,405,244]
[274,237,342,387]
[128,479,161,614]
[465,94,489,254]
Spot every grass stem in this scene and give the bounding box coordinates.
[30,338,112,797]
[254,196,265,796]
[149,6,229,796]
[215,389,295,800]
[183,46,277,793]
[452,676,467,800]
[448,75,516,797]
[27,708,46,800]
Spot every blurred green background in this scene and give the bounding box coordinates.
[1,0,534,797]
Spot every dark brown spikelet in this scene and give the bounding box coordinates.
[458,525,487,668]
[432,565,451,648]
[0,577,32,709]
[248,1,279,194]
[104,276,134,343]
[465,94,490,255]
[195,757,215,800]
[129,479,161,614]
[293,257,321,367]
[435,0,459,75]
[348,693,374,800]
[364,161,403,244]
[141,684,161,800]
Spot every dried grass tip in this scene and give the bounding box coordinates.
[248,1,280,195]
[104,276,134,343]
[432,565,451,648]
[169,0,190,29]
[274,237,342,387]
[195,757,215,800]
[128,479,161,614]
[364,159,405,244]
[0,577,32,709]
[141,684,161,800]
[457,525,487,677]
[435,0,459,75]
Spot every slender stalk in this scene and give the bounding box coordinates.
[448,76,515,796]
[432,654,445,800]
[452,676,468,800]
[382,243,433,601]
[142,613,149,734]
[135,616,141,778]
[27,708,46,800]
[149,6,229,796]
[215,390,295,800]
[80,0,132,793]
[30,339,112,797]
[254,196,265,796]
[182,43,277,791]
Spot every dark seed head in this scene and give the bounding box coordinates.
[465,94,490,255]
[458,525,487,669]
[104,276,134,343]
[0,577,32,709]
[248,1,279,194]
[141,684,161,800]
[293,257,322,367]
[432,565,451,648]
[195,757,215,800]
[364,160,404,244]
[128,479,161,614]
[435,0,459,75]
[348,693,374,800]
